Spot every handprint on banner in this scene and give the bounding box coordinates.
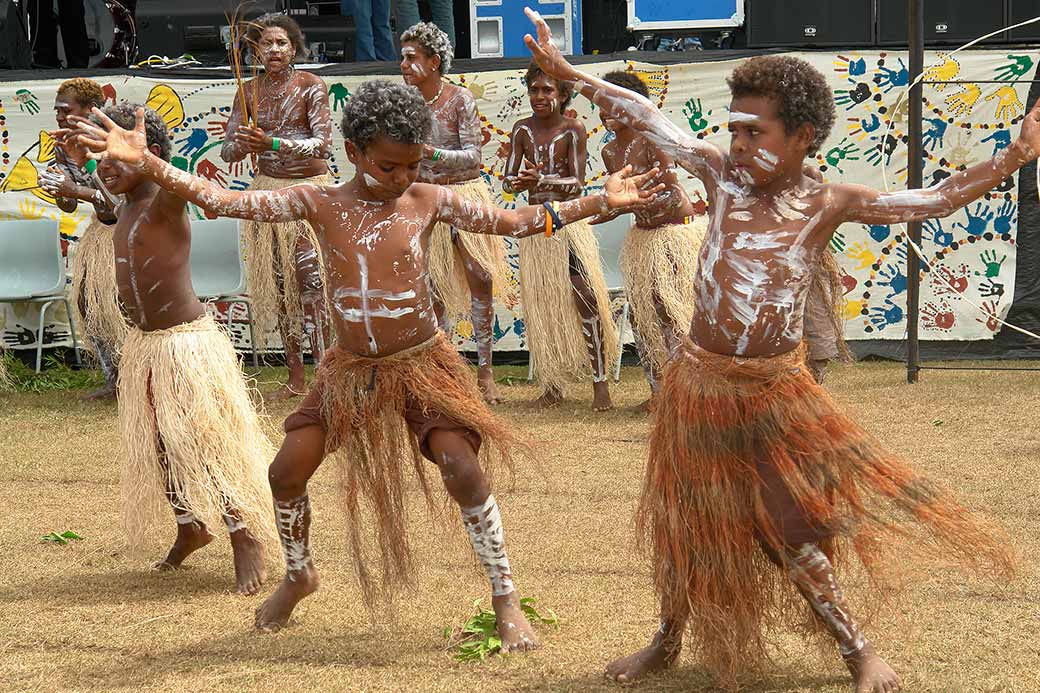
[875,58,910,93]
[977,249,1007,278]
[684,99,710,132]
[976,299,1001,332]
[840,267,858,294]
[979,278,1006,298]
[229,178,250,191]
[328,83,350,111]
[197,160,227,185]
[833,54,868,77]
[830,228,846,253]
[877,247,908,296]
[867,223,891,242]
[889,97,910,124]
[176,128,208,157]
[19,199,45,220]
[924,218,953,247]
[933,262,970,296]
[953,202,993,237]
[864,133,899,167]
[922,117,948,150]
[922,54,960,89]
[466,77,498,101]
[207,116,229,137]
[869,297,904,330]
[947,130,974,168]
[101,83,117,104]
[834,82,872,110]
[993,199,1016,234]
[843,298,866,321]
[945,83,981,117]
[980,129,1011,155]
[497,93,525,120]
[51,209,85,238]
[845,240,876,270]
[995,54,1034,82]
[985,86,1024,123]
[227,158,246,178]
[825,138,860,174]
[847,113,881,141]
[921,301,956,332]
[14,89,40,114]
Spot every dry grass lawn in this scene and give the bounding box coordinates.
[1,360,1038,692]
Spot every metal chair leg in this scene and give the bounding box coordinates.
[239,299,259,369]
[62,297,82,366]
[614,302,629,383]
[35,299,55,373]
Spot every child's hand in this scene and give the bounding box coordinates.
[523,8,576,82]
[71,107,148,166]
[604,165,664,209]
[38,167,75,198]
[49,128,89,167]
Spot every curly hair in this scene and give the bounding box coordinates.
[246,13,307,62]
[525,61,573,111]
[341,81,431,151]
[400,21,453,75]
[57,78,105,108]
[603,70,649,100]
[100,103,173,162]
[726,55,835,155]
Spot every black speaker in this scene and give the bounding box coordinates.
[0,0,31,68]
[747,0,875,48]
[877,0,1006,45]
[1008,1,1040,42]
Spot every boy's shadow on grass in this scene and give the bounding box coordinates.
[0,566,233,605]
[513,667,850,692]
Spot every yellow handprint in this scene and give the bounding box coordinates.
[51,209,86,237]
[19,198,45,220]
[922,55,960,90]
[945,83,981,117]
[985,85,1024,123]
[466,78,499,101]
[845,241,876,271]
[843,299,866,322]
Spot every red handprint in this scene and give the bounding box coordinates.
[197,160,227,185]
[932,263,970,296]
[207,116,229,137]
[496,140,512,161]
[102,84,117,104]
[840,267,858,295]
[921,301,956,332]
[481,127,492,146]
[976,299,1001,332]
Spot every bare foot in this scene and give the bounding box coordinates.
[632,397,654,414]
[229,529,267,596]
[605,637,680,683]
[81,384,116,401]
[591,381,613,412]
[478,369,505,405]
[153,520,215,570]
[255,565,320,632]
[845,643,901,693]
[492,591,540,653]
[533,387,563,408]
[264,383,305,404]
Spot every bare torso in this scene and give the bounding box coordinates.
[420,83,483,185]
[506,115,586,205]
[602,132,695,229]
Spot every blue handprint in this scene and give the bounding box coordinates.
[848,57,867,76]
[993,199,1016,234]
[922,118,948,151]
[229,178,250,191]
[867,224,891,242]
[924,218,953,247]
[860,113,882,133]
[869,298,904,330]
[176,128,208,157]
[876,58,910,93]
[953,202,994,237]
[981,129,1011,156]
[877,246,908,296]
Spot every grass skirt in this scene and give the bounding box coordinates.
[316,333,518,606]
[642,340,1014,682]
[518,219,619,391]
[427,178,511,317]
[70,214,129,357]
[118,315,276,549]
[619,217,705,372]
[242,173,329,346]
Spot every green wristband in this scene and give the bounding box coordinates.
[431,148,442,162]
[83,159,97,174]
[271,137,281,151]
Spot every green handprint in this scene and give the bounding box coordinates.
[829,229,847,253]
[824,139,861,174]
[683,98,709,132]
[14,88,39,115]
[979,249,1006,278]
[329,83,350,112]
[995,55,1033,82]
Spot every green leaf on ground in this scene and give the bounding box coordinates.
[443,597,560,663]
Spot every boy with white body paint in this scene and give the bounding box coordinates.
[594,70,707,410]
[72,81,660,645]
[526,11,1020,692]
[504,61,618,411]
[55,103,277,597]
[400,21,511,405]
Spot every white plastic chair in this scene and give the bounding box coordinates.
[0,219,81,372]
[189,218,258,367]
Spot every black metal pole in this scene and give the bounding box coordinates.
[906,0,924,384]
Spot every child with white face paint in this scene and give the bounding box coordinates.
[399,21,512,405]
[72,80,661,649]
[503,61,619,412]
[222,13,333,403]
[526,11,1022,692]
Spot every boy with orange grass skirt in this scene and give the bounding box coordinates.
[400,21,512,405]
[526,11,1020,692]
[594,70,706,410]
[73,81,661,644]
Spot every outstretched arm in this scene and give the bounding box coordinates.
[74,107,315,223]
[523,8,724,180]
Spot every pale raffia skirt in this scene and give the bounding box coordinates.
[69,214,130,357]
[242,173,329,346]
[427,177,511,317]
[518,219,619,392]
[118,314,277,549]
[804,249,853,363]
[619,217,706,372]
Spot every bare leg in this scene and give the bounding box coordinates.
[784,543,901,693]
[295,233,330,367]
[223,509,267,596]
[606,592,686,682]
[426,429,539,653]
[456,236,503,405]
[568,250,612,411]
[77,285,117,401]
[629,320,657,413]
[154,438,215,570]
[255,425,327,631]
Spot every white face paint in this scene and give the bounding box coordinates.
[728,111,760,124]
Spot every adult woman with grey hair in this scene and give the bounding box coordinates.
[400,21,510,403]
[222,13,333,402]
